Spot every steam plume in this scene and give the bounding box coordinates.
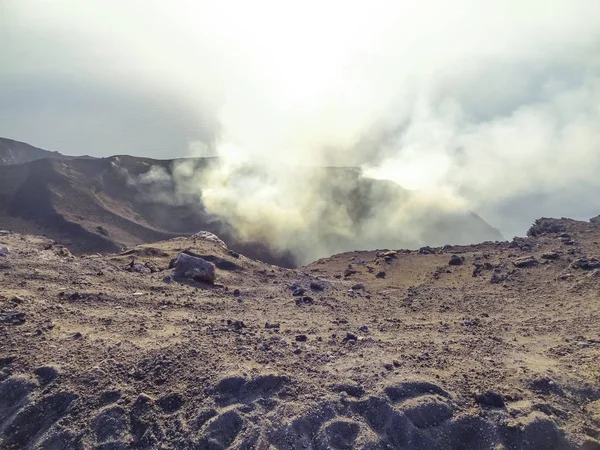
[3,1,600,261]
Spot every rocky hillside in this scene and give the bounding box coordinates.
[0,137,75,165]
[0,139,503,267]
[0,217,598,449]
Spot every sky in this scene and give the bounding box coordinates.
[1,0,600,239]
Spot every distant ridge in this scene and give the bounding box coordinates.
[0,137,96,165]
[0,138,503,266]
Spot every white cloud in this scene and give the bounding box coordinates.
[2,0,600,247]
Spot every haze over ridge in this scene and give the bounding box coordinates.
[1,0,599,244]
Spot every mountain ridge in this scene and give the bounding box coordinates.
[0,137,84,165]
[0,137,503,266]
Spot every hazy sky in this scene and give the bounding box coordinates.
[1,0,600,237]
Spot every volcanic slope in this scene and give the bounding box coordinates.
[0,138,503,266]
[0,137,78,165]
[0,216,599,449]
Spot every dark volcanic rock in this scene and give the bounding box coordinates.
[527,218,566,236]
[172,253,216,284]
[449,255,463,266]
[34,365,59,385]
[0,310,26,325]
[529,377,564,396]
[344,268,357,277]
[228,320,246,331]
[332,382,365,398]
[513,256,538,268]
[474,391,505,407]
[541,251,560,260]
[571,258,600,270]
[295,296,314,306]
[343,332,358,343]
[309,280,330,291]
[491,271,509,284]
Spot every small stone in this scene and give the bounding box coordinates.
[358,325,369,333]
[295,296,314,306]
[309,281,327,291]
[0,310,26,325]
[449,255,463,266]
[393,360,401,367]
[343,332,358,343]
[474,390,505,407]
[384,363,394,371]
[541,251,560,260]
[233,289,241,297]
[344,268,357,277]
[0,247,9,257]
[265,322,281,329]
[295,335,308,342]
[351,283,365,290]
[376,271,386,279]
[231,320,246,330]
[513,256,539,268]
[332,382,364,398]
[34,365,59,385]
[491,271,508,284]
[571,258,600,270]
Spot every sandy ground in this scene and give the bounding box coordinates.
[0,217,599,449]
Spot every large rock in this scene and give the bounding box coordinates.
[173,253,216,284]
[192,231,227,248]
[513,256,538,268]
[571,258,600,270]
[449,255,463,266]
[527,218,566,236]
